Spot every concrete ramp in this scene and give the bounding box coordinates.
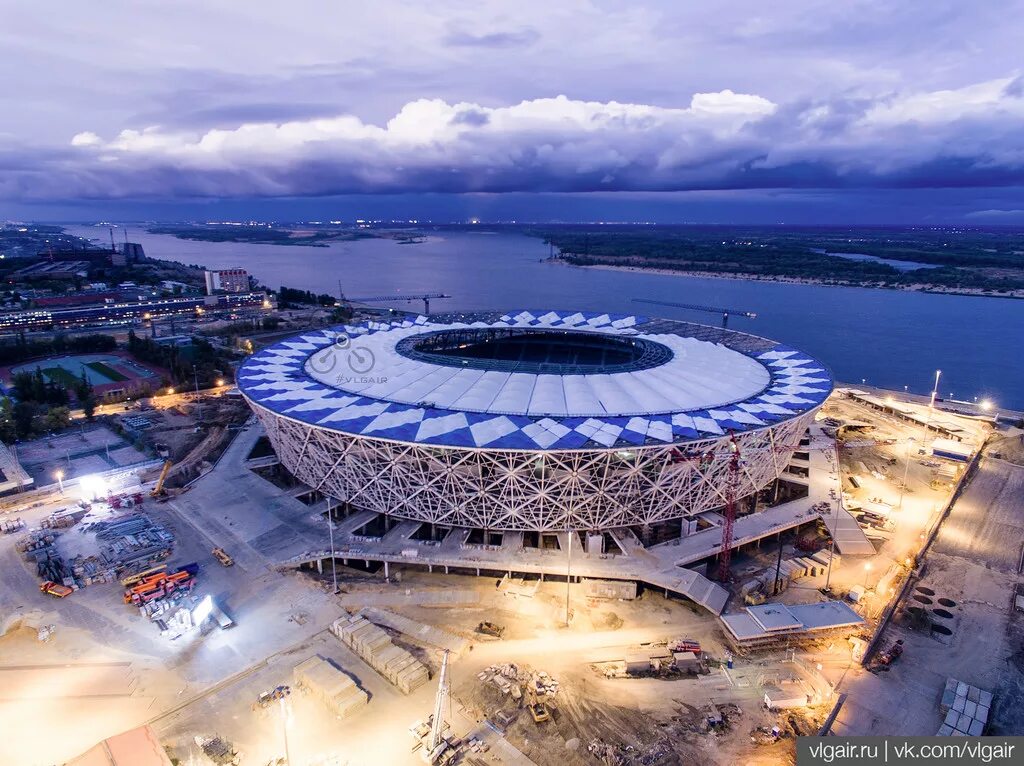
[820,507,876,555]
[648,568,730,615]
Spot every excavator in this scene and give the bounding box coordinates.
[149,460,173,499]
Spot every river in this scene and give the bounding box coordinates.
[65,225,1024,409]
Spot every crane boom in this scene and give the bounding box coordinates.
[632,297,757,328]
[343,292,451,314]
[428,650,450,755]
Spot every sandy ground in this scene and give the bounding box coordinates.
[832,447,1024,736]
[0,391,998,765]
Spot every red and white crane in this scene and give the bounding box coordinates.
[673,433,805,581]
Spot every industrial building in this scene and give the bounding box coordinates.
[239,310,832,533]
[204,268,250,295]
[0,291,270,332]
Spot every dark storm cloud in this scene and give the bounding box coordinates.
[2,0,1024,214]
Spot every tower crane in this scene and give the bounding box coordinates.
[342,292,451,315]
[672,435,803,581]
[632,297,757,328]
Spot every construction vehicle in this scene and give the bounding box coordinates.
[668,638,702,656]
[212,547,234,567]
[150,460,173,498]
[123,563,198,605]
[528,699,551,723]
[877,639,905,666]
[476,621,504,638]
[40,580,73,598]
[411,650,459,764]
[120,563,168,587]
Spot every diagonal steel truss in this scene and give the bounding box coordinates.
[251,406,816,532]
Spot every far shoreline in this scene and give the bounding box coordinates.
[550,258,1024,301]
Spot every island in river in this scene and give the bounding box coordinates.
[144,222,1024,298]
[529,224,1024,298]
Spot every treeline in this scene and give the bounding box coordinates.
[126,330,227,388]
[544,229,1024,292]
[278,286,337,308]
[0,366,90,441]
[0,333,116,366]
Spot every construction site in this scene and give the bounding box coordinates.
[0,309,1017,766]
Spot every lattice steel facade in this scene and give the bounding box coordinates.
[250,405,816,531]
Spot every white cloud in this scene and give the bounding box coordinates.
[70,131,101,147]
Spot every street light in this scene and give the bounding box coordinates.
[326,497,338,595]
[863,561,872,587]
[54,469,64,495]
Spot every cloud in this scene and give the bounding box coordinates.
[964,208,1024,219]
[444,24,540,48]
[70,131,101,147]
[3,77,1024,201]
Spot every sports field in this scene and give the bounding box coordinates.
[8,353,158,388]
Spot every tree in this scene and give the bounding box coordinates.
[0,398,17,443]
[82,391,97,420]
[41,406,72,433]
[12,401,36,438]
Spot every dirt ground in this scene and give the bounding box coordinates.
[831,443,1024,737]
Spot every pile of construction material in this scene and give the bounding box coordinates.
[331,613,430,694]
[40,507,87,529]
[478,664,560,703]
[92,513,174,577]
[193,735,240,766]
[293,656,368,719]
[0,516,25,534]
[71,555,115,585]
[16,529,58,554]
[938,677,992,736]
[360,606,468,657]
[740,550,840,604]
[17,530,74,588]
[123,563,199,635]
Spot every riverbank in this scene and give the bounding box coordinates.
[551,259,1024,299]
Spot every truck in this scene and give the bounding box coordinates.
[212,547,234,567]
[40,580,73,598]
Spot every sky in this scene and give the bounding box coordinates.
[2,0,1024,223]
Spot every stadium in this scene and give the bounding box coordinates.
[238,310,832,532]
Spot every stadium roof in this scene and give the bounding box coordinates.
[238,310,832,450]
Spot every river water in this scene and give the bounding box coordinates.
[66,226,1024,409]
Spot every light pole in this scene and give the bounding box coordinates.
[897,434,914,512]
[54,469,64,495]
[327,497,338,594]
[823,497,841,592]
[863,562,872,587]
[193,365,202,421]
[277,689,292,766]
[565,524,573,627]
